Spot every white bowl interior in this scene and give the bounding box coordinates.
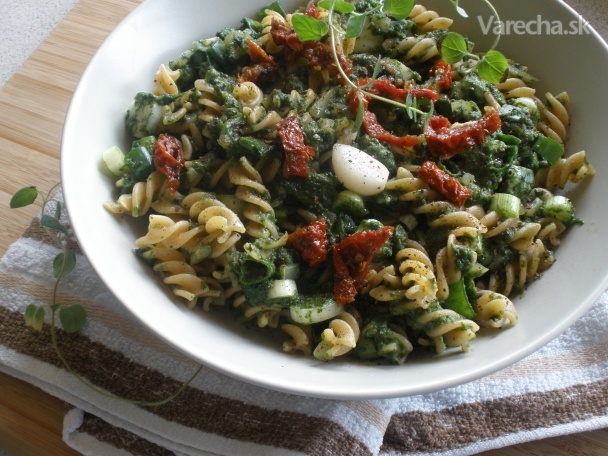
[61,0,608,399]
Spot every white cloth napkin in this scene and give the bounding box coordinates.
[0,196,607,456]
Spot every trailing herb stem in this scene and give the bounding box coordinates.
[48,303,203,407]
[326,0,427,118]
[480,0,502,51]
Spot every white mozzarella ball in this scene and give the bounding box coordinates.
[332,144,389,196]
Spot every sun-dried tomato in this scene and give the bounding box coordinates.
[347,89,420,149]
[304,2,319,18]
[429,61,453,91]
[358,78,439,102]
[286,220,328,267]
[332,247,358,306]
[276,115,315,178]
[332,226,394,305]
[270,19,303,57]
[424,109,502,158]
[153,134,184,194]
[270,20,351,79]
[417,161,472,207]
[239,39,280,83]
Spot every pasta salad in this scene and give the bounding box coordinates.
[103,0,594,364]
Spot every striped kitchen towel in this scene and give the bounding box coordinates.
[1,206,608,456]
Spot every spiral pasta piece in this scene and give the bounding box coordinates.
[258,8,289,53]
[241,303,284,328]
[195,78,223,125]
[385,167,441,211]
[141,247,221,308]
[370,243,437,313]
[229,157,280,239]
[536,92,569,143]
[409,304,480,353]
[387,36,440,63]
[496,78,536,99]
[535,150,595,190]
[104,172,170,217]
[135,215,204,249]
[429,211,488,239]
[282,323,313,356]
[474,290,518,328]
[484,239,551,297]
[152,64,180,96]
[313,311,360,361]
[181,191,246,258]
[233,81,264,108]
[409,4,453,33]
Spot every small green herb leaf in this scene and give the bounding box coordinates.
[59,304,87,334]
[477,50,509,83]
[384,0,415,20]
[441,32,468,64]
[443,279,476,318]
[354,98,365,133]
[318,0,355,14]
[53,251,76,279]
[449,0,469,18]
[259,1,286,19]
[292,14,329,41]
[40,214,67,234]
[345,14,366,39]
[51,200,62,220]
[532,136,565,165]
[25,304,45,332]
[10,186,38,208]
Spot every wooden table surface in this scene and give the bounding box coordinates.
[1,0,608,454]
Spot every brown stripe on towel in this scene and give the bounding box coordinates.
[0,306,372,456]
[382,380,608,453]
[78,412,173,456]
[20,216,82,254]
[0,270,196,365]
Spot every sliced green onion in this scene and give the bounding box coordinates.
[542,195,574,222]
[289,295,341,325]
[443,278,476,319]
[267,279,298,300]
[238,136,274,160]
[468,262,489,279]
[490,193,521,219]
[279,263,300,280]
[102,146,126,176]
[533,136,564,165]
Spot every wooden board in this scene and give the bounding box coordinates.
[0,0,607,454]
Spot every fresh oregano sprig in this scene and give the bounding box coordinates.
[10,184,202,407]
[440,31,508,84]
[292,0,508,86]
[10,184,85,334]
[290,0,508,132]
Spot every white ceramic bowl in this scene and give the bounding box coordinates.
[61,0,608,399]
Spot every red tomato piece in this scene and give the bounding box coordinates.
[332,245,358,306]
[417,161,472,207]
[429,61,453,91]
[358,78,439,102]
[153,134,184,194]
[424,109,502,158]
[239,39,280,83]
[276,116,315,178]
[347,89,420,149]
[304,2,319,18]
[270,20,352,78]
[333,226,394,305]
[286,220,328,267]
